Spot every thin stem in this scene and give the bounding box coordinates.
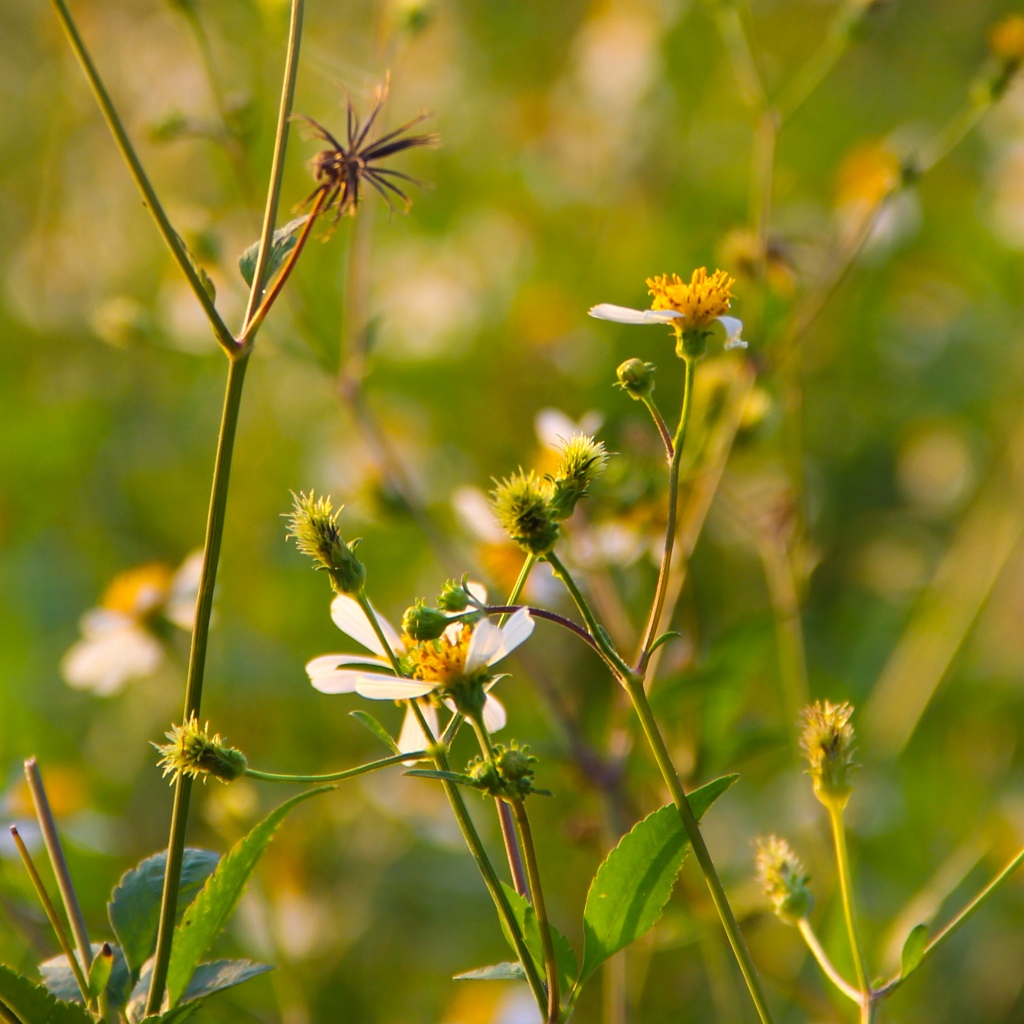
[544,551,637,683]
[625,679,777,1024]
[637,356,696,672]
[241,0,305,335]
[485,604,604,654]
[512,798,561,1023]
[797,917,860,1002]
[22,760,91,973]
[245,750,426,783]
[8,827,90,1003]
[709,0,767,111]
[501,555,536,625]
[146,352,250,1015]
[355,591,404,676]
[497,800,530,898]
[642,396,674,460]
[828,805,870,995]
[48,0,236,356]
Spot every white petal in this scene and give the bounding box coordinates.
[466,580,488,605]
[495,608,535,661]
[465,619,505,673]
[481,694,507,733]
[536,408,604,449]
[354,677,436,700]
[165,550,204,630]
[453,485,505,543]
[588,303,684,325]
[715,315,747,350]
[330,594,404,656]
[398,703,438,761]
[78,608,133,638]
[306,654,394,694]
[61,625,163,696]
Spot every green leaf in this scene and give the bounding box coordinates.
[109,848,220,977]
[579,775,738,984]
[500,883,577,996]
[40,943,131,1008]
[237,217,308,288]
[0,964,93,1024]
[165,787,333,1007]
[900,923,929,979]
[349,710,400,754]
[453,962,526,982]
[126,960,269,1022]
[404,769,479,787]
[648,631,682,656]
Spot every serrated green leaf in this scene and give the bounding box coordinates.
[349,710,400,754]
[165,787,332,1007]
[900,923,929,979]
[237,217,307,288]
[500,883,577,996]
[108,848,220,977]
[453,962,526,982]
[579,775,738,984]
[0,964,93,1024]
[40,943,131,1008]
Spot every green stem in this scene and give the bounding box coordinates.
[827,804,870,996]
[146,351,250,1015]
[636,356,696,673]
[245,751,426,783]
[48,0,236,356]
[624,677,776,1024]
[407,703,548,1012]
[355,591,404,676]
[8,827,90,1003]
[545,551,636,683]
[22,759,91,974]
[796,917,860,1002]
[642,395,674,460]
[512,798,561,1023]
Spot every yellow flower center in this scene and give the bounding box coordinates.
[406,628,473,687]
[646,268,735,331]
[101,563,174,618]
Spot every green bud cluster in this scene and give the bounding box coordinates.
[801,700,858,811]
[154,717,248,785]
[286,491,366,595]
[755,835,814,924]
[490,470,561,555]
[616,358,657,400]
[467,740,543,800]
[438,579,472,611]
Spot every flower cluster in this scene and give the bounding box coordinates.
[801,700,858,811]
[755,835,814,924]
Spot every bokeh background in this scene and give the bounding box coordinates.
[3,0,1024,1021]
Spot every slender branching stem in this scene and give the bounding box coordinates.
[355,591,404,675]
[797,917,860,1002]
[9,827,90,1003]
[245,751,425,783]
[642,396,675,460]
[512,798,561,1023]
[485,605,604,654]
[636,356,696,673]
[48,0,236,356]
[22,759,91,974]
[828,805,870,996]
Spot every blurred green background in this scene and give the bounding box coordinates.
[3,0,1024,1021]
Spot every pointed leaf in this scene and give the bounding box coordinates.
[900,924,929,980]
[0,964,93,1024]
[126,964,202,1024]
[109,848,220,976]
[648,631,682,656]
[454,962,526,982]
[181,959,271,1001]
[500,883,577,996]
[349,710,400,754]
[404,769,480,787]
[580,775,738,983]
[165,787,333,1006]
[41,943,131,1008]
[237,217,307,288]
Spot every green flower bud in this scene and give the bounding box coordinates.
[437,579,471,612]
[490,470,560,555]
[616,358,657,400]
[755,835,814,924]
[286,491,366,595]
[154,717,247,785]
[548,434,609,521]
[466,741,541,799]
[401,600,450,642]
[801,701,858,811]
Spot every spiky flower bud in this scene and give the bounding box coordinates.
[548,434,609,521]
[154,717,247,785]
[490,470,560,555]
[616,358,657,400]
[467,740,541,799]
[801,701,858,811]
[286,491,366,595]
[401,600,451,642]
[755,835,814,924]
[437,579,471,612]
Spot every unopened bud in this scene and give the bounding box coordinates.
[801,701,858,811]
[490,470,560,555]
[616,358,657,400]
[154,717,247,785]
[286,491,366,595]
[755,835,814,924]
[401,600,450,642]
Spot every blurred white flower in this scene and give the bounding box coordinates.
[61,552,202,697]
[306,587,533,756]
